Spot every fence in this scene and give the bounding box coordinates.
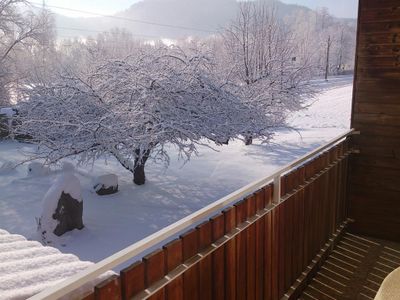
[30,130,356,300]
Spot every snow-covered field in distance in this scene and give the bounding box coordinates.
[0,76,353,265]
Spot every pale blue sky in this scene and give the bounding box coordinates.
[43,0,358,19]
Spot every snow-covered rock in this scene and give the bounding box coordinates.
[27,162,50,176]
[39,173,84,241]
[93,174,118,196]
[0,229,114,300]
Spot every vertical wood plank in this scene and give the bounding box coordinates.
[95,275,121,300]
[197,221,212,300]
[163,239,183,300]
[271,203,280,300]
[120,261,145,300]
[211,213,225,300]
[264,186,273,300]
[224,206,237,300]
[235,200,247,300]
[143,249,165,300]
[181,229,199,300]
[255,189,265,300]
[246,195,256,300]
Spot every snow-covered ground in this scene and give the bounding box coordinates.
[0,76,353,265]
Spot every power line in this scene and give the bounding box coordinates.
[28,1,217,34]
[55,26,163,40]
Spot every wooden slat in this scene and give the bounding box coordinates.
[94,275,121,300]
[181,229,199,300]
[211,213,225,300]
[246,196,256,300]
[224,206,237,300]
[235,200,247,300]
[163,239,183,300]
[143,249,165,300]
[120,261,145,300]
[254,189,265,300]
[197,222,212,300]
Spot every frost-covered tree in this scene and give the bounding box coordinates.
[16,46,279,185]
[0,0,53,105]
[220,1,315,144]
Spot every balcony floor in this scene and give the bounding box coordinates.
[299,232,400,300]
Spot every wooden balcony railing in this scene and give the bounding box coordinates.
[29,129,357,300]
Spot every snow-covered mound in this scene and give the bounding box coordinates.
[0,229,113,300]
[93,174,118,195]
[40,173,83,242]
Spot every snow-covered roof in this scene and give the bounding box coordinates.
[0,229,113,300]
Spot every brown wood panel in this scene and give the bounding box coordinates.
[359,32,400,45]
[95,275,121,300]
[163,239,183,300]
[358,21,400,34]
[196,222,212,300]
[211,213,225,300]
[120,261,145,300]
[354,103,400,115]
[350,0,400,241]
[360,7,400,23]
[143,250,165,300]
[246,196,256,300]
[254,189,265,300]
[224,206,237,300]
[235,200,247,300]
[181,229,199,300]
[362,0,400,9]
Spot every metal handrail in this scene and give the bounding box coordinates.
[29,128,356,300]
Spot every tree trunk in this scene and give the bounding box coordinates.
[133,163,146,185]
[133,149,150,185]
[325,36,331,81]
[245,136,253,145]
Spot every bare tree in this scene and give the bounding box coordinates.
[220,1,315,144]
[0,0,53,105]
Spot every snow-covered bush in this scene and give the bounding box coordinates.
[15,46,279,185]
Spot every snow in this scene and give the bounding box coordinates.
[39,173,83,244]
[0,108,16,118]
[93,174,118,191]
[0,229,114,300]
[27,162,50,176]
[0,76,353,268]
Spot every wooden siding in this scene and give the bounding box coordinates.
[349,0,400,241]
[82,140,351,300]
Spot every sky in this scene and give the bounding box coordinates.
[40,0,358,19]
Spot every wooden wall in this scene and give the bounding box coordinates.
[349,0,400,240]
